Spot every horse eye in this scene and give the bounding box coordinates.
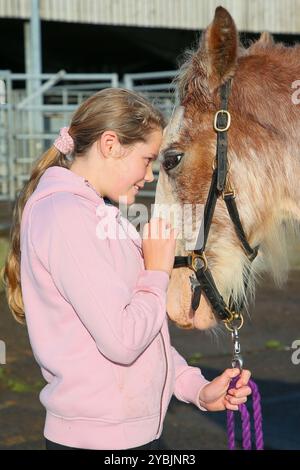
[162,152,184,172]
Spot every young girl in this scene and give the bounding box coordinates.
[3,88,251,451]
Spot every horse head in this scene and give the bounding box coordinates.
[154,6,300,330]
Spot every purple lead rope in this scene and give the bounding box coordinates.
[227,376,264,450]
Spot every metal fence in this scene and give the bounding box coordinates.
[0,70,178,202]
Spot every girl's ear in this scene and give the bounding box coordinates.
[99,131,120,158]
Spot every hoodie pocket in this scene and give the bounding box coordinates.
[111,334,167,420]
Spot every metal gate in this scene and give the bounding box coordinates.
[0,71,118,201]
[0,70,177,201]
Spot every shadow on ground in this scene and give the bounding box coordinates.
[0,244,299,449]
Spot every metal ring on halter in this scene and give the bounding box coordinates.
[224,312,244,331]
[190,252,208,272]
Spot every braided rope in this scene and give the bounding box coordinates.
[227,377,264,450]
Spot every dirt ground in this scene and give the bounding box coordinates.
[166,269,300,450]
[1,272,299,450]
[0,200,299,450]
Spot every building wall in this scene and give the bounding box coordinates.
[1,0,300,34]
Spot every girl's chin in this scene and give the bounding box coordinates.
[116,193,136,205]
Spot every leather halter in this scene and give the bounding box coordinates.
[173,80,259,324]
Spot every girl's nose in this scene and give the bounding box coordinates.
[144,165,155,183]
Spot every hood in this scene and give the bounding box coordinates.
[29,165,108,205]
[21,165,142,250]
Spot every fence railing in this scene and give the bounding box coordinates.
[0,70,177,201]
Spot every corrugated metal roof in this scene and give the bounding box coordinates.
[1,0,300,34]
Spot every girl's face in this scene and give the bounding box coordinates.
[106,128,163,205]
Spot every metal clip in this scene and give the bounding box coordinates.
[231,326,243,370]
[189,274,200,292]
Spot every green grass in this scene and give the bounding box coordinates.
[188,352,204,365]
[265,340,285,351]
[0,367,44,393]
[288,240,300,270]
[0,237,9,292]
[0,237,9,267]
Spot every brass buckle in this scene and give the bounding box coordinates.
[222,175,236,199]
[189,252,208,272]
[223,311,244,331]
[214,110,231,132]
[222,188,236,199]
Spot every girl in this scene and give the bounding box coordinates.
[3,88,251,451]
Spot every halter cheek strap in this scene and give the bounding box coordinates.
[173,79,259,323]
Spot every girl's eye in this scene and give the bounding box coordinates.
[145,158,152,166]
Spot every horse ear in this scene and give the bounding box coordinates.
[203,6,238,91]
[256,31,274,47]
[247,31,274,55]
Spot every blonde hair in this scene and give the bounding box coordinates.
[2,88,165,324]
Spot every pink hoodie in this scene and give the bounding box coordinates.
[20,166,209,450]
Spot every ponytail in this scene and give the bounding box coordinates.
[1,147,70,323]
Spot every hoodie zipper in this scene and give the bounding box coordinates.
[84,180,103,199]
[156,331,168,437]
[84,180,102,198]
[85,180,115,206]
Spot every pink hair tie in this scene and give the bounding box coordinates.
[54,126,74,154]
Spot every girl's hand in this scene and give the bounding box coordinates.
[198,368,252,411]
[142,217,178,277]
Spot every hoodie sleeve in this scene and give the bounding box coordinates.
[171,346,210,411]
[29,192,170,365]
